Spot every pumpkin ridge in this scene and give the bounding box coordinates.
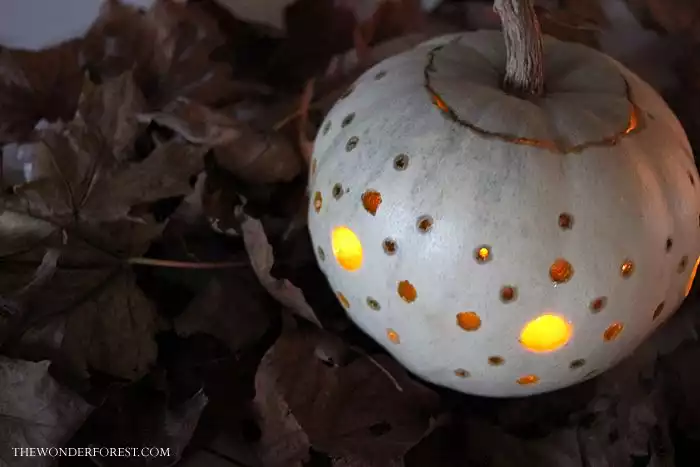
[423,44,644,154]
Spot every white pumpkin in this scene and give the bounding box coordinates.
[307,23,700,396]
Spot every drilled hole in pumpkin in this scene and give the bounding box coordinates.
[519,314,572,353]
[666,237,673,252]
[342,113,355,128]
[313,192,323,213]
[590,297,607,314]
[337,292,349,309]
[620,259,635,278]
[346,136,359,152]
[362,190,382,215]
[456,312,481,331]
[332,183,344,200]
[397,280,417,303]
[550,258,573,283]
[416,215,433,233]
[488,356,505,366]
[340,86,354,99]
[387,329,400,344]
[432,93,449,112]
[393,154,409,171]
[366,297,381,311]
[678,255,689,273]
[331,226,363,271]
[454,369,470,378]
[322,121,331,135]
[686,257,700,297]
[652,302,665,320]
[317,246,325,261]
[500,286,517,303]
[558,213,573,230]
[570,359,586,369]
[517,374,539,385]
[375,70,387,80]
[474,245,492,263]
[603,322,624,341]
[382,238,397,255]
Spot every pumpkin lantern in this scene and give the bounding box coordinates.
[307,0,700,397]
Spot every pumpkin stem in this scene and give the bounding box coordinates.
[494,0,544,97]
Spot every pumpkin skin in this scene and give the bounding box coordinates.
[307,31,700,397]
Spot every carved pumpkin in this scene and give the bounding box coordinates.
[307,2,700,396]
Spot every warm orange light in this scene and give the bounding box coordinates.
[516,374,540,385]
[685,256,700,297]
[519,314,572,353]
[331,226,363,271]
[624,104,639,135]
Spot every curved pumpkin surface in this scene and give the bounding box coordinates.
[308,31,700,397]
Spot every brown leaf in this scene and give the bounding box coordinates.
[240,214,320,326]
[645,0,700,42]
[84,0,236,108]
[0,40,83,143]
[254,323,440,462]
[76,71,147,160]
[0,357,94,467]
[535,6,601,49]
[175,271,272,352]
[61,269,162,380]
[139,98,301,184]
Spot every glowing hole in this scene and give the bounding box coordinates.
[337,292,349,309]
[517,374,539,385]
[361,190,382,216]
[678,255,689,273]
[382,238,397,255]
[488,356,504,366]
[322,121,331,135]
[346,136,359,152]
[570,359,586,369]
[387,329,400,344]
[454,369,470,378]
[393,154,409,171]
[603,322,624,341]
[652,302,665,320]
[416,215,433,233]
[519,314,572,353]
[500,286,517,303]
[666,237,673,252]
[686,257,700,297]
[317,246,325,261]
[558,213,573,230]
[332,183,343,199]
[341,113,355,128]
[590,297,607,313]
[313,192,322,213]
[475,245,491,263]
[550,258,573,283]
[620,259,634,278]
[366,297,381,311]
[456,312,481,331]
[331,226,363,271]
[375,71,386,80]
[432,93,449,113]
[397,280,417,303]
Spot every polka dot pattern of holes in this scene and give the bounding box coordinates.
[313,70,700,389]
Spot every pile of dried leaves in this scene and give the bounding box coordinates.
[1,0,700,466]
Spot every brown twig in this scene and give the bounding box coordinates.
[126,257,247,269]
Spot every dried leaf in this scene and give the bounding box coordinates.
[84,0,237,107]
[0,356,93,467]
[0,40,82,143]
[175,272,272,352]
[536,6,601,48]
[254,323,440,461]
[240,214,320,326]
[139,98,301,184]
[62,270,161,380]
[645,0,700,42]
[76,71,147,160]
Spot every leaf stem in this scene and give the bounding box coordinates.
[494,0,545,97]
[126,257,247,269]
